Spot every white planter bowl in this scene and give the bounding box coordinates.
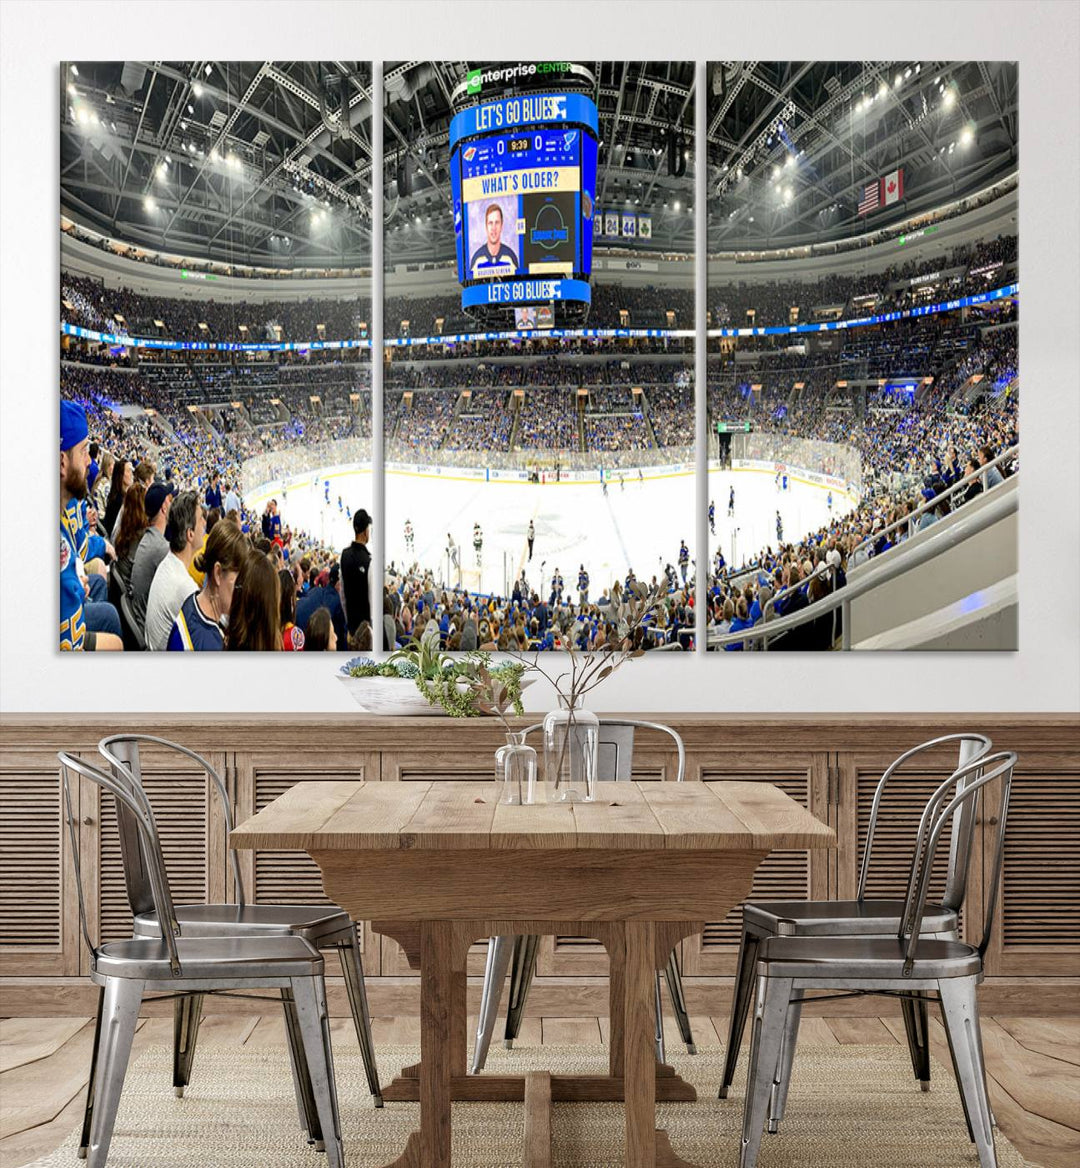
[337,673,533,716]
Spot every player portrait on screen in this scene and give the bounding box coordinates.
[469,199,519,275]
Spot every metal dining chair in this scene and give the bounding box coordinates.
[719,732,992,1101]
[81,733,379,1150]
[58,752,345,1168]
[472,719,694,1073]
[738,750,1016,1168]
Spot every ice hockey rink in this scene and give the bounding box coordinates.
[246,461,857,599]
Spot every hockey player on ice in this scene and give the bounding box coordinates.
[473,522,483,566]
[708,499,715,535]
[678,540,690,585]
[728,485,735,516]
[404,518,414,554]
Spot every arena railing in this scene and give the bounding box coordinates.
[707,481,1018,651]
[848,443,1019,566]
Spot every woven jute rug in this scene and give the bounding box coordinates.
[29,1042,1029,1167]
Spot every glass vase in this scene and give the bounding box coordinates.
[543,696,599,803]
[494,730,537,805]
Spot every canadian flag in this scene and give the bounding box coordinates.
[882,168,904,205]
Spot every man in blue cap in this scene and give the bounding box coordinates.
[60,401,122,650]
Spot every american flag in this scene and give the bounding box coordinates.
[857,180,881,215]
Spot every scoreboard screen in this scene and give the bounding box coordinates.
[450,92,598,311]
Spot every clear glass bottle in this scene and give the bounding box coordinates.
[543,695,599,803]
[495,730,537,805]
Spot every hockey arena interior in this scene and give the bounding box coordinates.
[59,60,1018,653]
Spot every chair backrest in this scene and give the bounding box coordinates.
[858,733,992,910]
[898,750,1017,970]
[522,718,685,782]
[99,735,246,911]
[57,751,183,975]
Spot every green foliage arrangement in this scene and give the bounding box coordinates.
[341,641,525,719]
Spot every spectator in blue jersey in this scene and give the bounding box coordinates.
[470,204,518,272]
[167,517,248,651]
[204,473,223,511]
[295,560,347,648]
[60,401,121,651]
[723,596,754,651]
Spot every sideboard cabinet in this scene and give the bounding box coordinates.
[2,714,1076,1015]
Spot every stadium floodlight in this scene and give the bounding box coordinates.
[674,200,681,211]
[144,195,156,211]
[894,73,903,88]
[76,106,89,125]
[67,83,76,96]
[181,120,187,130]
[960,125,974,146]
[783,187,793,203]
[943,87,957,108]
[204,64,212,76]
[192,81,204,98]
[878,82,888,100]
[157,162,168,179]
[70,64,78,76]
[187,104,195,114]
[165,154,172,164]
[785,154,795,169]
[210,148,220,163]
[904,67,912,79]
[772,164,781,181]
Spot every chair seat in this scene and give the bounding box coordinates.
[94,935,324,980]
[133,903,351,941]
[758,935,982,980]
[745,898,957,937]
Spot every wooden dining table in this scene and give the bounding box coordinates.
[230,778,835,1168]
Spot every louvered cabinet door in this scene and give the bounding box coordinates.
[982,754,1080,976]
[0,753,80,976]
[835,747,982,944]
[234,751,381,976]
[680,752,829,976]
[84,746,229,970]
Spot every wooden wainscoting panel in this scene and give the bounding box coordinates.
[983,755,1080,977]
[235,751,381,972]
[0,754,80,977]
[680,752,827,975]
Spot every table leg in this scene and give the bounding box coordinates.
[624,920,657,1167]
[624,921,704,1168]
[379,919,468,1168]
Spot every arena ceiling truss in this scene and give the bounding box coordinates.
[61,61,374,268]
[706,60,1018,250]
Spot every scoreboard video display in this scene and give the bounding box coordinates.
[449,91,599,314]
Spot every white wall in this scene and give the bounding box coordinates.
[2,0,1077,714]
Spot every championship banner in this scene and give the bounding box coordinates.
[637,213,652,239]
[604,211,619,237]
[621,211,637,238]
